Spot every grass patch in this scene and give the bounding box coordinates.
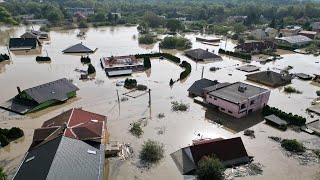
[284,86,302,94]
[139,139,164,164]
[171,101,189,112]
[129,122,143,138]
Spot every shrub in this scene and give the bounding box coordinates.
[0,167,6,180]
[171,101,189,111]
[36,56,51,61]
[244,129,255,138]
[136,84,148,91]
[316,90,320,96]
[195,156,225,180]
[218,49,251,60]
[6,127,24,140]
[157,113,165,119]
[263,105,306,126]
[39,25,50,32]
[138,35,155,44]
[78,21,89,28]
[284,86,302,94]
[135,53,180,63]
[143,57,151,68]
[87,64,96,74]
[279,124,288,131]
[170,78,174,86]
[0,134,9,147]
[124,78,137,89]
[139,139,164,164]
[129,122,143,138]
[160,36,192,50]
[281,139,305,152]
[0,54,10,61]
[81,56,91,64]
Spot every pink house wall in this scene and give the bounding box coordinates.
[206,91,270,118]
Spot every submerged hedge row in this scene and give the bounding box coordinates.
[218,49,251,60]
[263,105,306,126]
[135,53,180,63]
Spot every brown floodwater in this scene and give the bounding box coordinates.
[0,25,319,180]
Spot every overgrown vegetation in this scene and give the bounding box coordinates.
[138,35,156,44]
[87,63,96,74]
[136,84,148,91]
[179,60,192,80]
[0,54,10,62]
[143,57,151,68]
[139,139,164,164]
[36,56,51,62]
[281,139,306,152]
[157,113,165,119]
[244,129,255,138]
[171,101,189,111]
[263,105,306,126]
[219,49,252,60]
[284,86,303,94]
[195,156,225,180]
[129,122,143,138]
[124,78,137,89]
[160,36,192,50]
[78,21,89,28]
[316,90,320,96]
[0,127,24,147]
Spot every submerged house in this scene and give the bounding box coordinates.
[275,35,312,47]
[246,71,292,88]
[184,48,222,62]
[171,137,250,175]
[9,38,41,51]
[234,41,276,54]
[13,108,107,180]
[62,43,97,53]
[206,82,270,118]
[0,78,79,114]
[187,78,230,98]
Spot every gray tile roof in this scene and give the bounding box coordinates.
[187,78,219,97]
[208,82,269,103]
[184,48,222,61]
[276,35,312,44]
[9,38,39,49]
[62,43,97,53]
[23,78,79,104]
[20,32,38,39]
[13,136,105,180]
[265,114,287,125]
[246,71,292,87]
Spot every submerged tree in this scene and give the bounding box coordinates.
[139,139,164,164]
[87,64,96,74]
[143,57,151,68]
[195,156,225,180]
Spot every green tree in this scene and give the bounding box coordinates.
[161,36,192,50]
[233,23,246,34]
[78,21,89,28]
[0,6,17,24]
[0,167,6,180]
[269,18,276,28]
[107,12,113,22]
[0,134,9,147]
[46,7,64,24]
[195,156,225,180]
[7,127,24,140]
[87,64,96,74]
[238,38,245,44]
[281,139,305,152]
[143,12,164,28]
[93,12,106,22]
[138,35,155,44]
[143,57,151,68]
[139,139,164,164]
[166,19,184,32]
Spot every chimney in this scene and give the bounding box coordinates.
[17,87,21,94]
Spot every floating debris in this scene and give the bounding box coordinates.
[121,97,129,102]
[209,67,221,72]
[225,162,263,179]
[268,136,282,142]
[155,126,166,135]
[95,79,104,85]
[156,113,165,119]
[244,129,255,138]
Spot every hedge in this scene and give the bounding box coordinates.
[0,53,10,61]
[81,56,91,64]
[218,49,251,60]
[135,53,180,64]
[36,56,51,61]
[262,105,306,126]
[87,64,96,74]
[0,127,24,147]
[179,61,191,80]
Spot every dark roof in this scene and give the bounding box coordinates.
[13,136,105,180]
[62,43,97,53]
[185,48,222,61]
[208,82,269,103]
[202,83,231,93]
[265,114,287,125]
[9,38,39,49]
[187,78,219,97]
[246,71,292,87]
[20,32,38,39]
[235,41,276,53]
[23,78,79,104]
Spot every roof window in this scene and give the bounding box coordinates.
[87,150,97,155]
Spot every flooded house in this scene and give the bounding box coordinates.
[187,78,220,97]
[298,30,320,39]
[100,55,143,77]
[20,32,38,39]
[275,35,312,47]
[279,26,302,37]
[12,108,107,180]
[234,41,276,54]
[246,71,292,88]
[170,137,251,175]
[205,82,270,118]
[62,42,97,53]
[313,74,320,83]
[9,38,41,51]
[184,48,222,62]
[0,78,79,114]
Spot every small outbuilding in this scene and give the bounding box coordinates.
[265,114,287,128]
[184,48,222,62]
[295,73,313,80]
[63,43,97,53]
[246,71,292,87]
[236,65,260,72]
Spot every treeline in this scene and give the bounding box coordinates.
[219,49,252,60]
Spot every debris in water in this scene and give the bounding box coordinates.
[157,113,165,119]
[121,97,129,102]
[225,162,263,179]
[244,129,255,138]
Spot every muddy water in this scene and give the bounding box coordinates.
[0,25,319,180]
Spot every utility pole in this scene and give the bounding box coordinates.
[6,45,12,60]
[116,90,120,104]
[148,89,151,107]
[201,66,204,79]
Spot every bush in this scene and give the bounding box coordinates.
[218,49,251,60]
[139,139,164,164]
[143,57,151,68]
[195,156,225,180]
[36,56,51,61]
[0,167,6,180]
[87,64,96,74]
[316,90,320,96]
[0,134,9,147]
[81,56,91,64]
[171,101,189,111]
[78,21,89,28]
[160,36,192,50]
[136,84,148,91]
[170,78,174,86]
[39,25,50,32]
[138,35,155,44]
[281,139,305,152]
[124,78,137,89]
[129,122,143,138]
[135,53,180,64]
[6,127,24,140]
[284,86,303,94]
[279,124,288,131]
[263,105,306,126]
[0,54,9,61]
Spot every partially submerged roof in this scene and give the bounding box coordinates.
[236,65,260,72]
[265,114,287,126]
[185,48,222,61]
[276,35,312,44]
[107,69,133,77]
[13,136,105,180]
[9,38,39,50]
[208,82,269,104]
[20,32,38,39]
[187,78,219,97]
[62,43,97,53]
[246,71,292,87]
[171,137,250,175]
[23,78,79,104]
[235,41,276,53]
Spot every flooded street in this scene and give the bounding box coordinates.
[0,25,319,180]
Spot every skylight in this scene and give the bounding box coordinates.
[91,119,98,123]
[87,150,97,155]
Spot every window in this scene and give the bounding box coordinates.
[240,104,246,109]
[250,100,255,105]
[221,108,225,111]
[228,110,232,114]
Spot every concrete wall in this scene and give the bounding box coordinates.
[206,90,270,118]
